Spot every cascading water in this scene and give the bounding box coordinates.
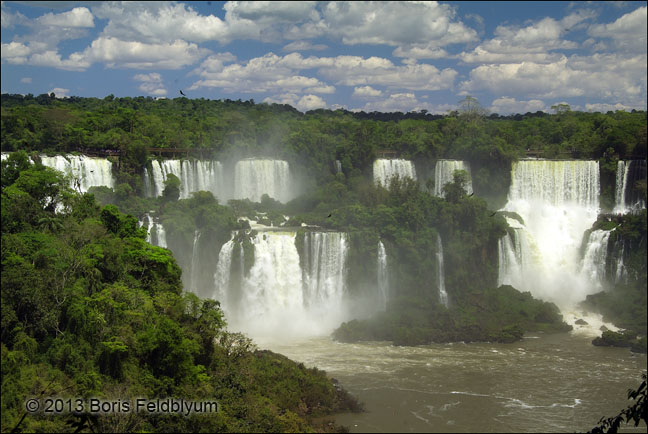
[213,236,235,305]
[39,155,114,192]
[233,159,293,203]
[147,223,166,248]
[373,159,417,187]
[614,160,647,214]
[436,234,449,307]
[144,159,225,200]
[139,214,153,243]
[212,230,349,337]
[238,232,305,335]
[498,160,601,308]
[497,217,538,289]
[302,232,348,310]
[377,241,389,310]
[580,229,611,290]
[433,160,473,197]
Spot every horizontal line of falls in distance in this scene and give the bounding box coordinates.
[10,152,645,336]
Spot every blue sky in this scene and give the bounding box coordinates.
[1,1,646,114]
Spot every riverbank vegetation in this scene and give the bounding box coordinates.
[2,95,646,348]
[1,153,361,433]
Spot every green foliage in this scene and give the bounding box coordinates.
[1,158,359,433]
[162,173,181,202]
[589,373,647,433]
[582,210,647,335]
[333,285,571,345]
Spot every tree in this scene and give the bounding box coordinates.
[551,103,571,115]
[442,170,469,203]
[590,373,647,433]
[458,95,488,123]
[162,173,181,202]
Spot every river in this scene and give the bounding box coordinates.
[256,332,647,433]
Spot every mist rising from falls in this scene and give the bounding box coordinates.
[433,160,473,197]
[498,160,601,308]
[213,231,350,338]
[614,160,647,214]
[373,159,417,187]
[234,159,294,203]
[39,155,115,192]
[377,241,389,310]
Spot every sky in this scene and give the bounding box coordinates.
[1,1,646,114]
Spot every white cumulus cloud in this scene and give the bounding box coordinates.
[36,7,94,27]
[352,86,382,98]
[48,87,70,97]
[490,97,546,115]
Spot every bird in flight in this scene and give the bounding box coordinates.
[179,90,186,96]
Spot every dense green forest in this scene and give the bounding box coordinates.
[1,153,361,433]
[1,93,646,208]
[2,94,646,346]
[1,94,647,431]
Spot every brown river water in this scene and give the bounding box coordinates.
[256,332,647,433]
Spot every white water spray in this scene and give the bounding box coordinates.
[498,160,601,308]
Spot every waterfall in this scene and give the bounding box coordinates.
[39,155,114,192]
[239,232,305,333]
[614,161,630,214]
[373,159,417,187]
[436,234,448,307]
[144,159,225,200]
[212,230,349,337]
[580,229,611,289]
[302,232,348,310]
[433,160,473,197]
[213,237,235,305]
[153,223,167,248]
[614,160,647,214]
[234,159,293,203]
[497,217,538,289]
[189,230,201,294]
[607,237,629,285]
[377,241,389,310]
[499,160,601,307]
[139,214,153,243]
[335,160,342,174]
[138,214,167,248]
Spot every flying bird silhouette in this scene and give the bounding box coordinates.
[179,90,186,96]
